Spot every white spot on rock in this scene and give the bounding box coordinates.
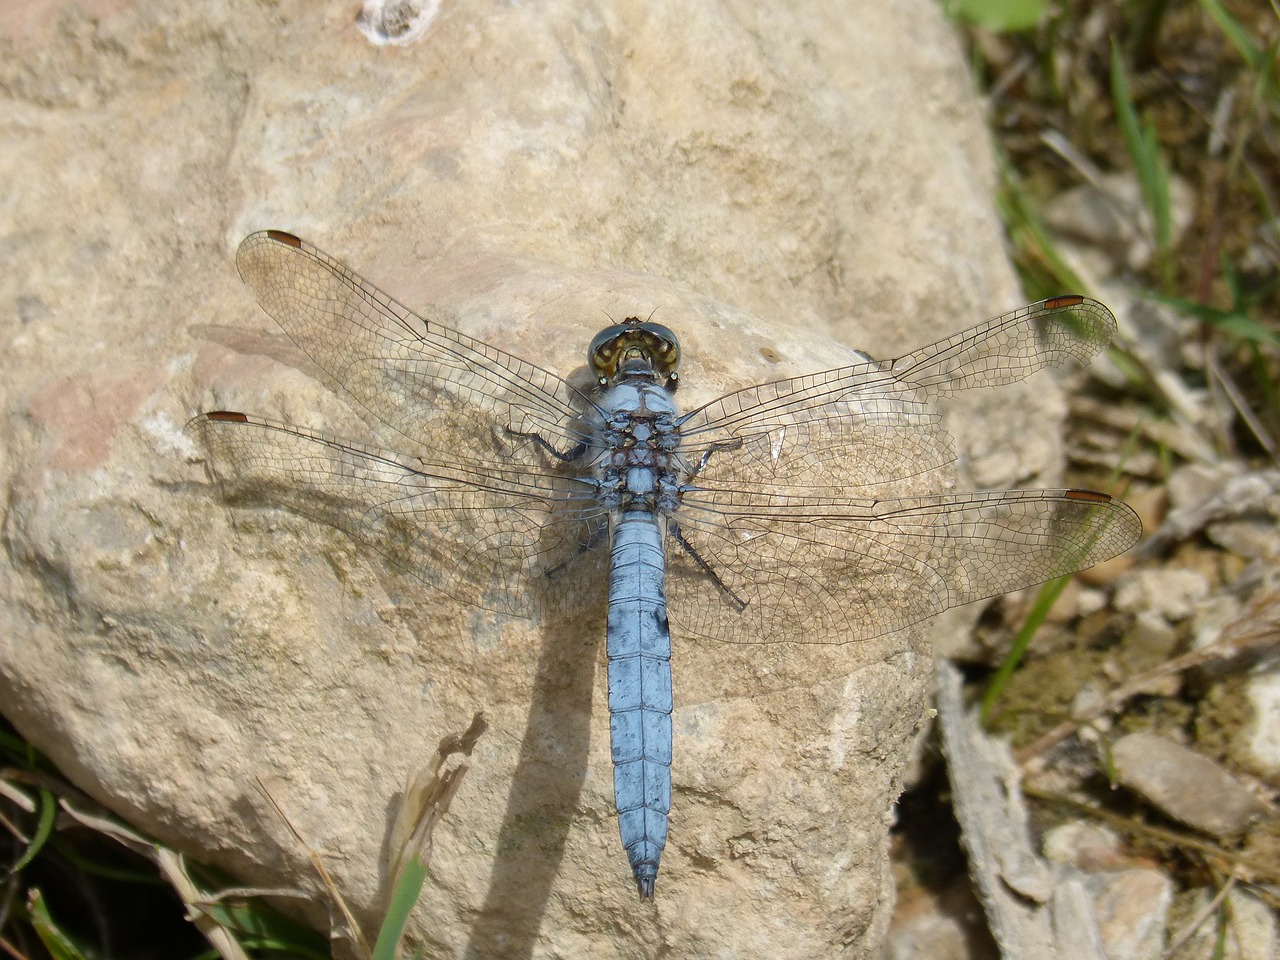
[356,0,440,46]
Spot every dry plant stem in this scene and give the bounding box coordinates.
[57,798,256,960]
[1040,129,1107,187]
[387,712,488,890]
[1016,587,1280,764]
[1159,871,1239,960]
[1021,786,1278,885]
[1070,394,1217,465]
[258,779,371,960]
[1208,351,1278,457]
[155,850,252,960]
[438,713,488,757]
[0,778,37,815]
[194,885,313,904]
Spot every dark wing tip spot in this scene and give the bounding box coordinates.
[1043,294,1085,310]
[1064,488,1113,504]
[265,230,303,247]
[205,411,250,423]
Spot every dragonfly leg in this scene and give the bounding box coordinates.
[689,438,744,479]
[669,520,748,612]
[541,517,609,581]
[504,426,590,463]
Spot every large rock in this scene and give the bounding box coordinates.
[1,0,1058,956]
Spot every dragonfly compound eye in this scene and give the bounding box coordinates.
[588,318,681,381]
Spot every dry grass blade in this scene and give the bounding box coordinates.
[1208,351,1279,459]
[257,779,371,959]
[58,798,253,960]
[154,850,253,960]
[1161,871,1239,960]
[370,712,488,960]
[1022,785,1279,885]
[386,712,489,891]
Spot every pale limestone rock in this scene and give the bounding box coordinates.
[0,0,1058,956]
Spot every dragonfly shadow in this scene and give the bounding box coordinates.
[464,611,600,958]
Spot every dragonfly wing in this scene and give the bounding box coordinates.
[676,296,1116,493]
[667,487,1141,645]
[883,295,1116,398]
[191,411,608,622]
[235,231,596,466]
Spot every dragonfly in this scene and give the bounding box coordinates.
[191,230,1141,900]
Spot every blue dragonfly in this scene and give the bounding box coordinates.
[192,230,1141,900]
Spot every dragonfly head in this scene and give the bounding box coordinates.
[589,317,681,387]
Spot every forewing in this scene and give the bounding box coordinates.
[235,230,596,465]
[676,296,1116,493]
[667,487,1141,644]
[191,412,608,622]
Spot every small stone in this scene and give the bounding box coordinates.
[1167,463,1241,513]
[1247,672,1280,775]
[1111,732,1270,837]
[1126,610,1180,666]
[1084,868,1173,960]
[1041,172,1194,273]
[1070,682,1109,723]
[1075,586,1108,618]
[1191,594,1243,651]
[1113,569,1210,620]
[1208,517,1280,561]
[887,876,996,960]
[1042,821,1127,872]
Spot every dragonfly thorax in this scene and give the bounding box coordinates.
[595,379,685,514]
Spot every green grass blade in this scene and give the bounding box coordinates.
[1198,0,1265,71]
[996,160,1088,296]
[943,0,1045,31]
[27,889,89,960]
[200,898,329,957]
[1110,43,1175,289]
[371,858,430,960]
[980,574,1071,723]
[12,788,57,873]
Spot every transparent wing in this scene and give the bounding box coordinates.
[197,231,611,621]
[676,296,1116,493]
[234,230,597,465]
[191,411,608,621]
[667,487,1141,645]
[666,296,1133,644]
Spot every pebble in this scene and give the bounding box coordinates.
[1085,868,1173,960]
[1114,569,1211,621]
[1040,172,1194,273]
[1247,672,1280,774]
[1043,821,1128,872]
[1110,732,1270,837]
[1167,463,1241,513]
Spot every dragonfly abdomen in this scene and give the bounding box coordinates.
[606,509,673,900]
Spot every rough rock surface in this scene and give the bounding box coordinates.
[1,1,1066,956]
